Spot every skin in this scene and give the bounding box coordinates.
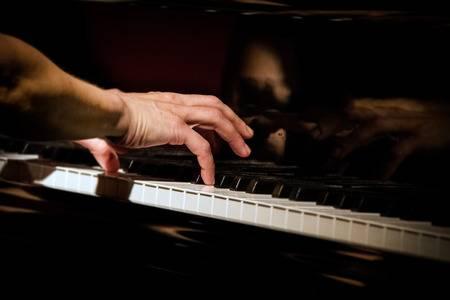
[0,33,254,184]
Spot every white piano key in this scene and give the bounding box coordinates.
[439,238,450,258]
[66,170,80,192]
[318,215,334,238]
[242,201,257,223]
[303,212,318,235]
[286,210,303,232]
[420,234,439,258]
[2,154,450,262]
[142,184,158,205]
[335,218,351,241]
[129,182,144,204]
[171,188,185,210]
[403,231,420,254]
[351,221,369,244]
[256,204,271,226]
[227,198,242,221]
[385,228,402,251]
[54,168,71,189]
[0,160,6,176]
[198,193,213,215]
[367,225,384,248]
[271,206,286,229]
[157,186,172,208]
[212,196,227,218]
[185,191,198,212]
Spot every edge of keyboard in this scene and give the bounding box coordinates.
[1,153,449,262]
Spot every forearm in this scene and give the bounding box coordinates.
[0,33,127,140]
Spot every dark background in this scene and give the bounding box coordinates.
[2,0,450,184]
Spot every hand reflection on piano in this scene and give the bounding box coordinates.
[324,98,450,179]
[226,27,450,180]
[226,34,321,161]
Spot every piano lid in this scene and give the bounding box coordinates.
[78,0,450,20]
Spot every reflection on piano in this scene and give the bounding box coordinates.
[1,0,450,295]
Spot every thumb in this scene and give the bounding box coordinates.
[74,138,120,173]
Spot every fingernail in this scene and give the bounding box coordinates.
[244,143,251,156]
[246,125,254,137]
[202,173,214,185]
[209,174,215,185]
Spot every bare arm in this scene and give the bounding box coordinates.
[0,34,253,184]
[0,33,127,140]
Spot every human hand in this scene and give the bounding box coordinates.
[242,110,319,160]
[331,98,450,178]
[78,90,253,185]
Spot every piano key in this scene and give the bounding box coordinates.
[214,174,234,188]
[2,153,450,262]
[230,176,253,191]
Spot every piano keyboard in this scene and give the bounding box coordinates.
[1,152,450,262]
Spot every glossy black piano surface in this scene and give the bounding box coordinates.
[1,183,449,296]
[2,0,450,295]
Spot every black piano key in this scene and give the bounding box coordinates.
[119,158,134,172]
[339,192,364,210]
[230,176,253,191]
[246,178,278,195]
[137,162,194,181]
[0,139,28,153]
[299,188,329,203]
[20,143,48,155]
[272,183,293,198]
[322,190,346,207]
[288,186,303,201]
[191,173,202,184]
[215,174,234,188]
[41,146,98,166]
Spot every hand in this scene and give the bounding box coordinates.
[74,138,123,173]
[332,98,450,178]
[244,110,318,160]
[78,90,254,185]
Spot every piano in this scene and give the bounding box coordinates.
[1,0,450,295]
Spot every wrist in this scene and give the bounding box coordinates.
[104,89,130,141]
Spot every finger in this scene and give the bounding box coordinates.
[179,126,215,185]
[138,92,254,139]
[106,88,123,94]
[194,128,223,156]
[75,139,120,173]
[347,98,426,121]
[259,111,320,134]
[334,118,419,159]
[316,118,346,140]
[345,101,379,121]
[381,137,420,179]
[156,102,251,157]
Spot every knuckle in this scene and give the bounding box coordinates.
[207,96,222,106]
[199,141,212,155]
[94,143,112,157]
[208,107,223,120]
[167,93,178,101]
